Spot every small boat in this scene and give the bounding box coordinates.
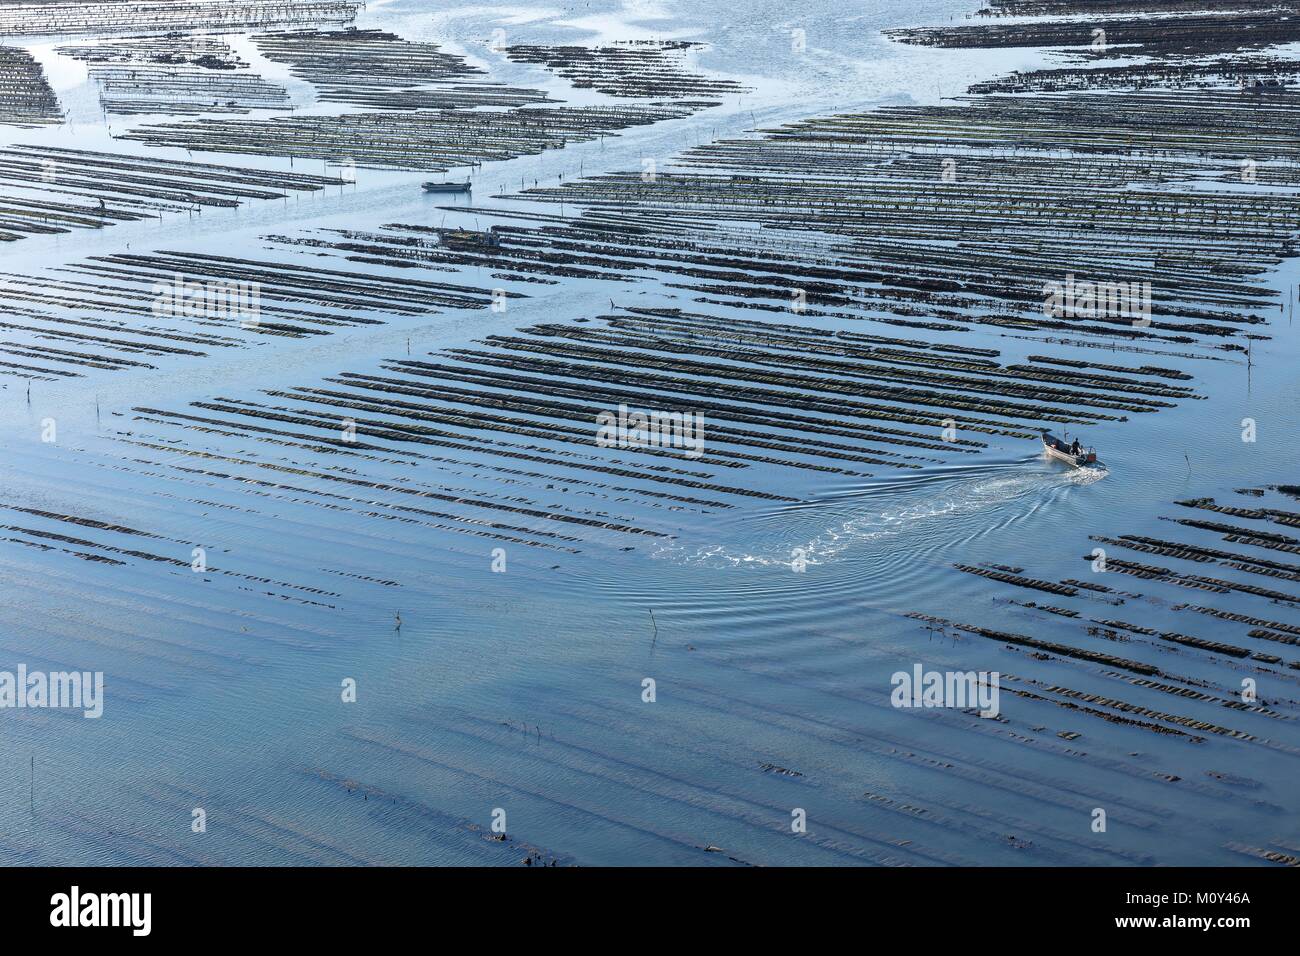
[422,180,471,194]
[1243,78,1287,94]
[1041,430,1100,468]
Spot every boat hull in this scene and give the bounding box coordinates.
[1041,433,1099,468]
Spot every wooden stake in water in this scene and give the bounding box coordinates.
[30,754,34,812]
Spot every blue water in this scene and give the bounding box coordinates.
[1,0,1299,866]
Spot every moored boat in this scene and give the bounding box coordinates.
[422,180,471,194]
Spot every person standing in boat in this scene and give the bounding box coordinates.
[1070,438,1081,457]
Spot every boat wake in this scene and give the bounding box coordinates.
[652,456,1107,572]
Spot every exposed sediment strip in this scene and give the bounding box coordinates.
[888,4,1300,56]
[372,86,1300,361]
[255,28,550,110]
[121,103,698,171]
[916,486,1300,756]
[0,145,336,243]
[0,1,358,37]
[0,45,61,126]
[503,41,746,101]
[60,34,290,114]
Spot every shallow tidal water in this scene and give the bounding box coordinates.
[1,0,1298,866]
